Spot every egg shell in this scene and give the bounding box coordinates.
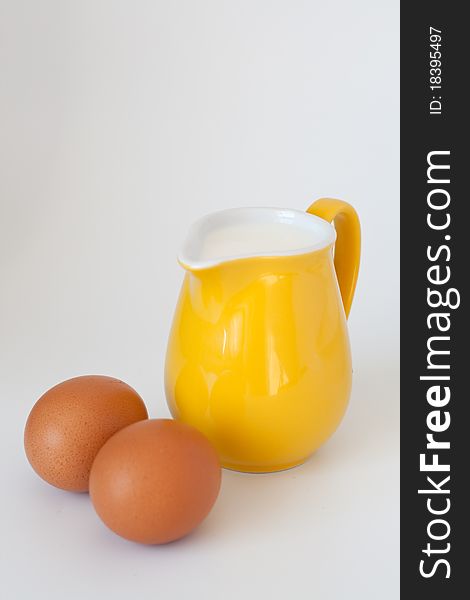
[89,419,221,544]
[24,375,148,492]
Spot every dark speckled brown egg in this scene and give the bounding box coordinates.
[24,375,148,492]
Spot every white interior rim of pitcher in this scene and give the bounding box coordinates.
[178,207,337,270]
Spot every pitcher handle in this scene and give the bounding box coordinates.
[306,198,361,318]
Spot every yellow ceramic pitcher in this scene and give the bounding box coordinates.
[165,199,361,472]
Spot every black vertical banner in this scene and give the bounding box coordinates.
[401,2,468,597]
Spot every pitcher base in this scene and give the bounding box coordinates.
[221,457,310,474]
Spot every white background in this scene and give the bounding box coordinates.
[0,1,399,598]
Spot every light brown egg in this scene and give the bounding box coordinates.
[24,375,148,492]
[89,419,221,544]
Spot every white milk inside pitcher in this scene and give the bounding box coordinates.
[200,221,321,261]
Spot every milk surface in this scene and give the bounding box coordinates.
[198,221,319,261]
